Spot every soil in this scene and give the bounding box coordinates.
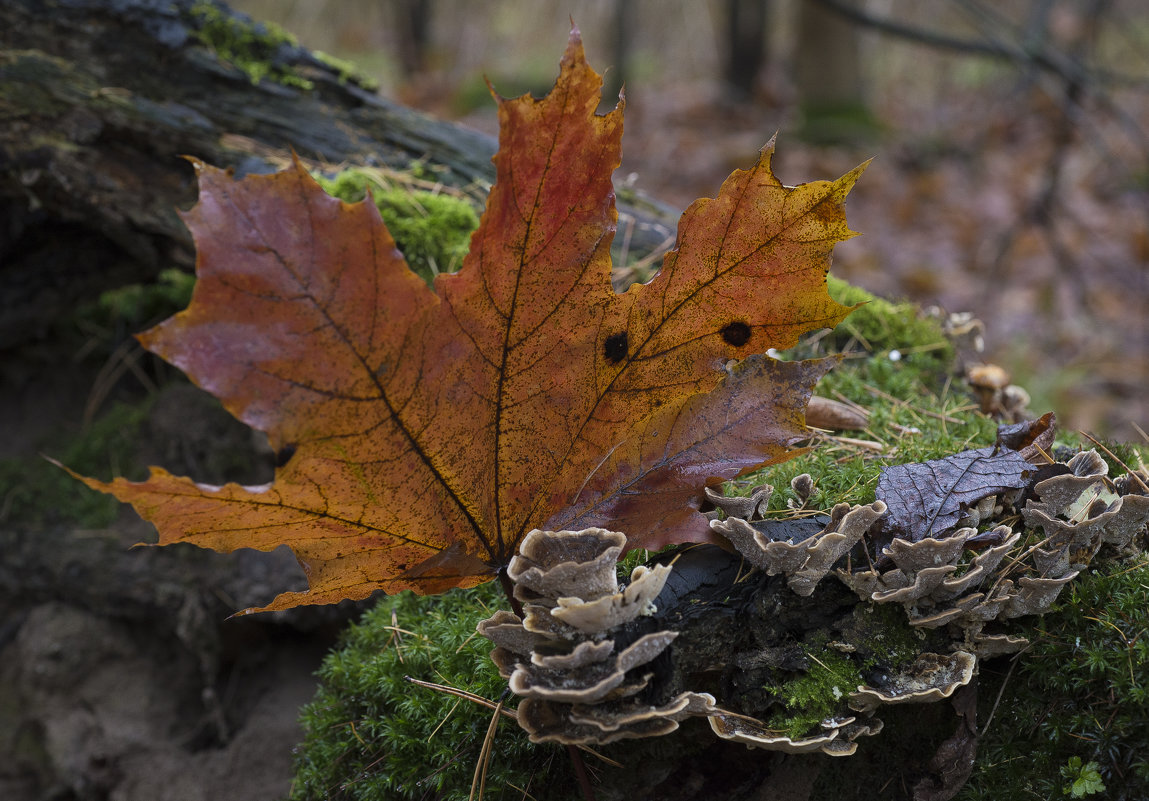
[0,366,365,801]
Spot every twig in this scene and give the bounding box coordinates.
[427,699,461,741]
[980,648,1028,737]
[405,677,519,722]
[1132,422,1149,445]
[567,744,597,801]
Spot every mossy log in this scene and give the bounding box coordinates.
[0,0,678,349]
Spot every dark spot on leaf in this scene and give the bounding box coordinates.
[275,443,297,467]
[721,321,752,347]
[603,332,628,364]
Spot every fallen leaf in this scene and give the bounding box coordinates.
[66,30,862,611]
[806,395,869,431]
[877,447,1034,541]
[995,411,1055,464]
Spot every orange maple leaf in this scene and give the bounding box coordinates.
[67,30,864,612]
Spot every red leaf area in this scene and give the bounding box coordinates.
[69,30,864,612]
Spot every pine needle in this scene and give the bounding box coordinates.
[469,700,503,801]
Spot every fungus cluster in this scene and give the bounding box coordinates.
[712,498,887,597]
[1023,450,1149,572]
[479,451,1148,756]
[477,528,718,744]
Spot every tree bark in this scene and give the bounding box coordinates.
[0,0,678,348]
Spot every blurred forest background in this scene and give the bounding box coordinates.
[233,0,1149,441]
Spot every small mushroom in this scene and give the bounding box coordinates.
[883,528,970,573]
[517,697,682,744]
[933,529,1019,599]
[966,363,1011,416]
[531,639,616,670]
[508,528,625,601]
[972,633,1029,658]
[709,712,843,755]
[567,691,718,734]
[1002,572,1080,618]
[789,473,816,510]
[871,564,958,603]
[551,563,672,632]
[508,631,678,703]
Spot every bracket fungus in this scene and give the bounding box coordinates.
[848,651,976,714]
[478,443,1148,759]
[712,500,887,596]
[704,483,774,520]
[479,527,720,744]
[1022,449,1149,559]
[708,710,882,757]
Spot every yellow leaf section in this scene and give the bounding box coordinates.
[520,145,864,548]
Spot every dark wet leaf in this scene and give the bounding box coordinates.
[877,446,1034,541]
[996,411,1056,464]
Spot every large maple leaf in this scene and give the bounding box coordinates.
[69,30,864,612]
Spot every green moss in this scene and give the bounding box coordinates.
[827,276,954,366]
[768,641,863,738]
[291,583,574,801]
[92,269,195,329]
[959,557,1149,801]
[1,400,153,527]
[855,601,925,671]
[313,50,379,91]
[189,1,313,89]
[315,169,480,284]
[764,603,925,740]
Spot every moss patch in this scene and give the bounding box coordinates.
[189,1,314,89]
[315,168,480,285]
[960,557,1149,801]
[768,640,863,738]
[291,583,573,801]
